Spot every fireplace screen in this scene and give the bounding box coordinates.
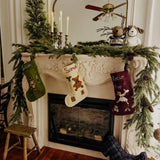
[48,93,114,151]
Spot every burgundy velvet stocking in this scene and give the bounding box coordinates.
[110,71,135,115]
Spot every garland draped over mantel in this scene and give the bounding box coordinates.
[10,42,160,150]
[9,0,160,153]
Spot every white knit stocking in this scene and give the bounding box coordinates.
[62,63,88,107]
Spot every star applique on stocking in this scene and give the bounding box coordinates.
[72,75,83,91]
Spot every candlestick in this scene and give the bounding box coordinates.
[51,12,54,32]
[59,11,63,32]
[58,32,62,49]
[66,16,69,35]
[51,31,54,45]
[65,35,68,47]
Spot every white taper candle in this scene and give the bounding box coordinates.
[59,11,63,32]
[51,12,54,32]
[66,16,69,35]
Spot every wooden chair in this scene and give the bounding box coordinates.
[0,80,12,131]
[3,124,41,160]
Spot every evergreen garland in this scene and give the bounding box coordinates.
[10,40,160,150]
[9,44,28,123]
[124,46,160,148]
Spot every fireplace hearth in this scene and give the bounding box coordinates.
[48,93,114,151]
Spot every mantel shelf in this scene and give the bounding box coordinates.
[22,53,147,86]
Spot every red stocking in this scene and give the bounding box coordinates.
[110,71,135,115]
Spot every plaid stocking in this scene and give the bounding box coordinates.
[102,135,147,160]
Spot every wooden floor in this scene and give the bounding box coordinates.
[0,132,105,160]
[0,146,105,160]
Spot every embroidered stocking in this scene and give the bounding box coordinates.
[23,60,46,102]
[62,63,88,107]
[110,70,135,115]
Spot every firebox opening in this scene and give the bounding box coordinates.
[48,93,114,151]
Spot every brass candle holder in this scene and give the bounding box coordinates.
[65,35,68,48]
[51,32,54,45]
[58,32,62,49]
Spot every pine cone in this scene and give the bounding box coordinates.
[148,106,154,112]
[150,123,154,127]
[143,76,150,81]
[154,128,160,141]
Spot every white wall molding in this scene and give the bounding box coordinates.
[144,0,155,46]
[127,0,136,25]
[0,0,14,82]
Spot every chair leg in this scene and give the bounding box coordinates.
[3,133,10,160]
[32,133,41,153]
[23,137,27,160]
[4,109,8,127]
[18,136,21,146]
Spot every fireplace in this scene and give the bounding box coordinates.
[22,53,147,158]
[48,93,114,151]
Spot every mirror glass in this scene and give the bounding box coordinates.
[54,0,128,45]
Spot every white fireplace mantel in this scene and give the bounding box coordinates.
[22,53,147,159]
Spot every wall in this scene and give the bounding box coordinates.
[0,0,27,82]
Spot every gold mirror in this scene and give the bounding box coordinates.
[52,0,128,45]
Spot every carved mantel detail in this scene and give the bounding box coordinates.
[22,53,146,86]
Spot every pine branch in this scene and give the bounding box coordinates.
[24,0,51,41]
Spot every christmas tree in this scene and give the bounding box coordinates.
[24,0,51,41]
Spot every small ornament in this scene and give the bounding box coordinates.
[154,128,160,142]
